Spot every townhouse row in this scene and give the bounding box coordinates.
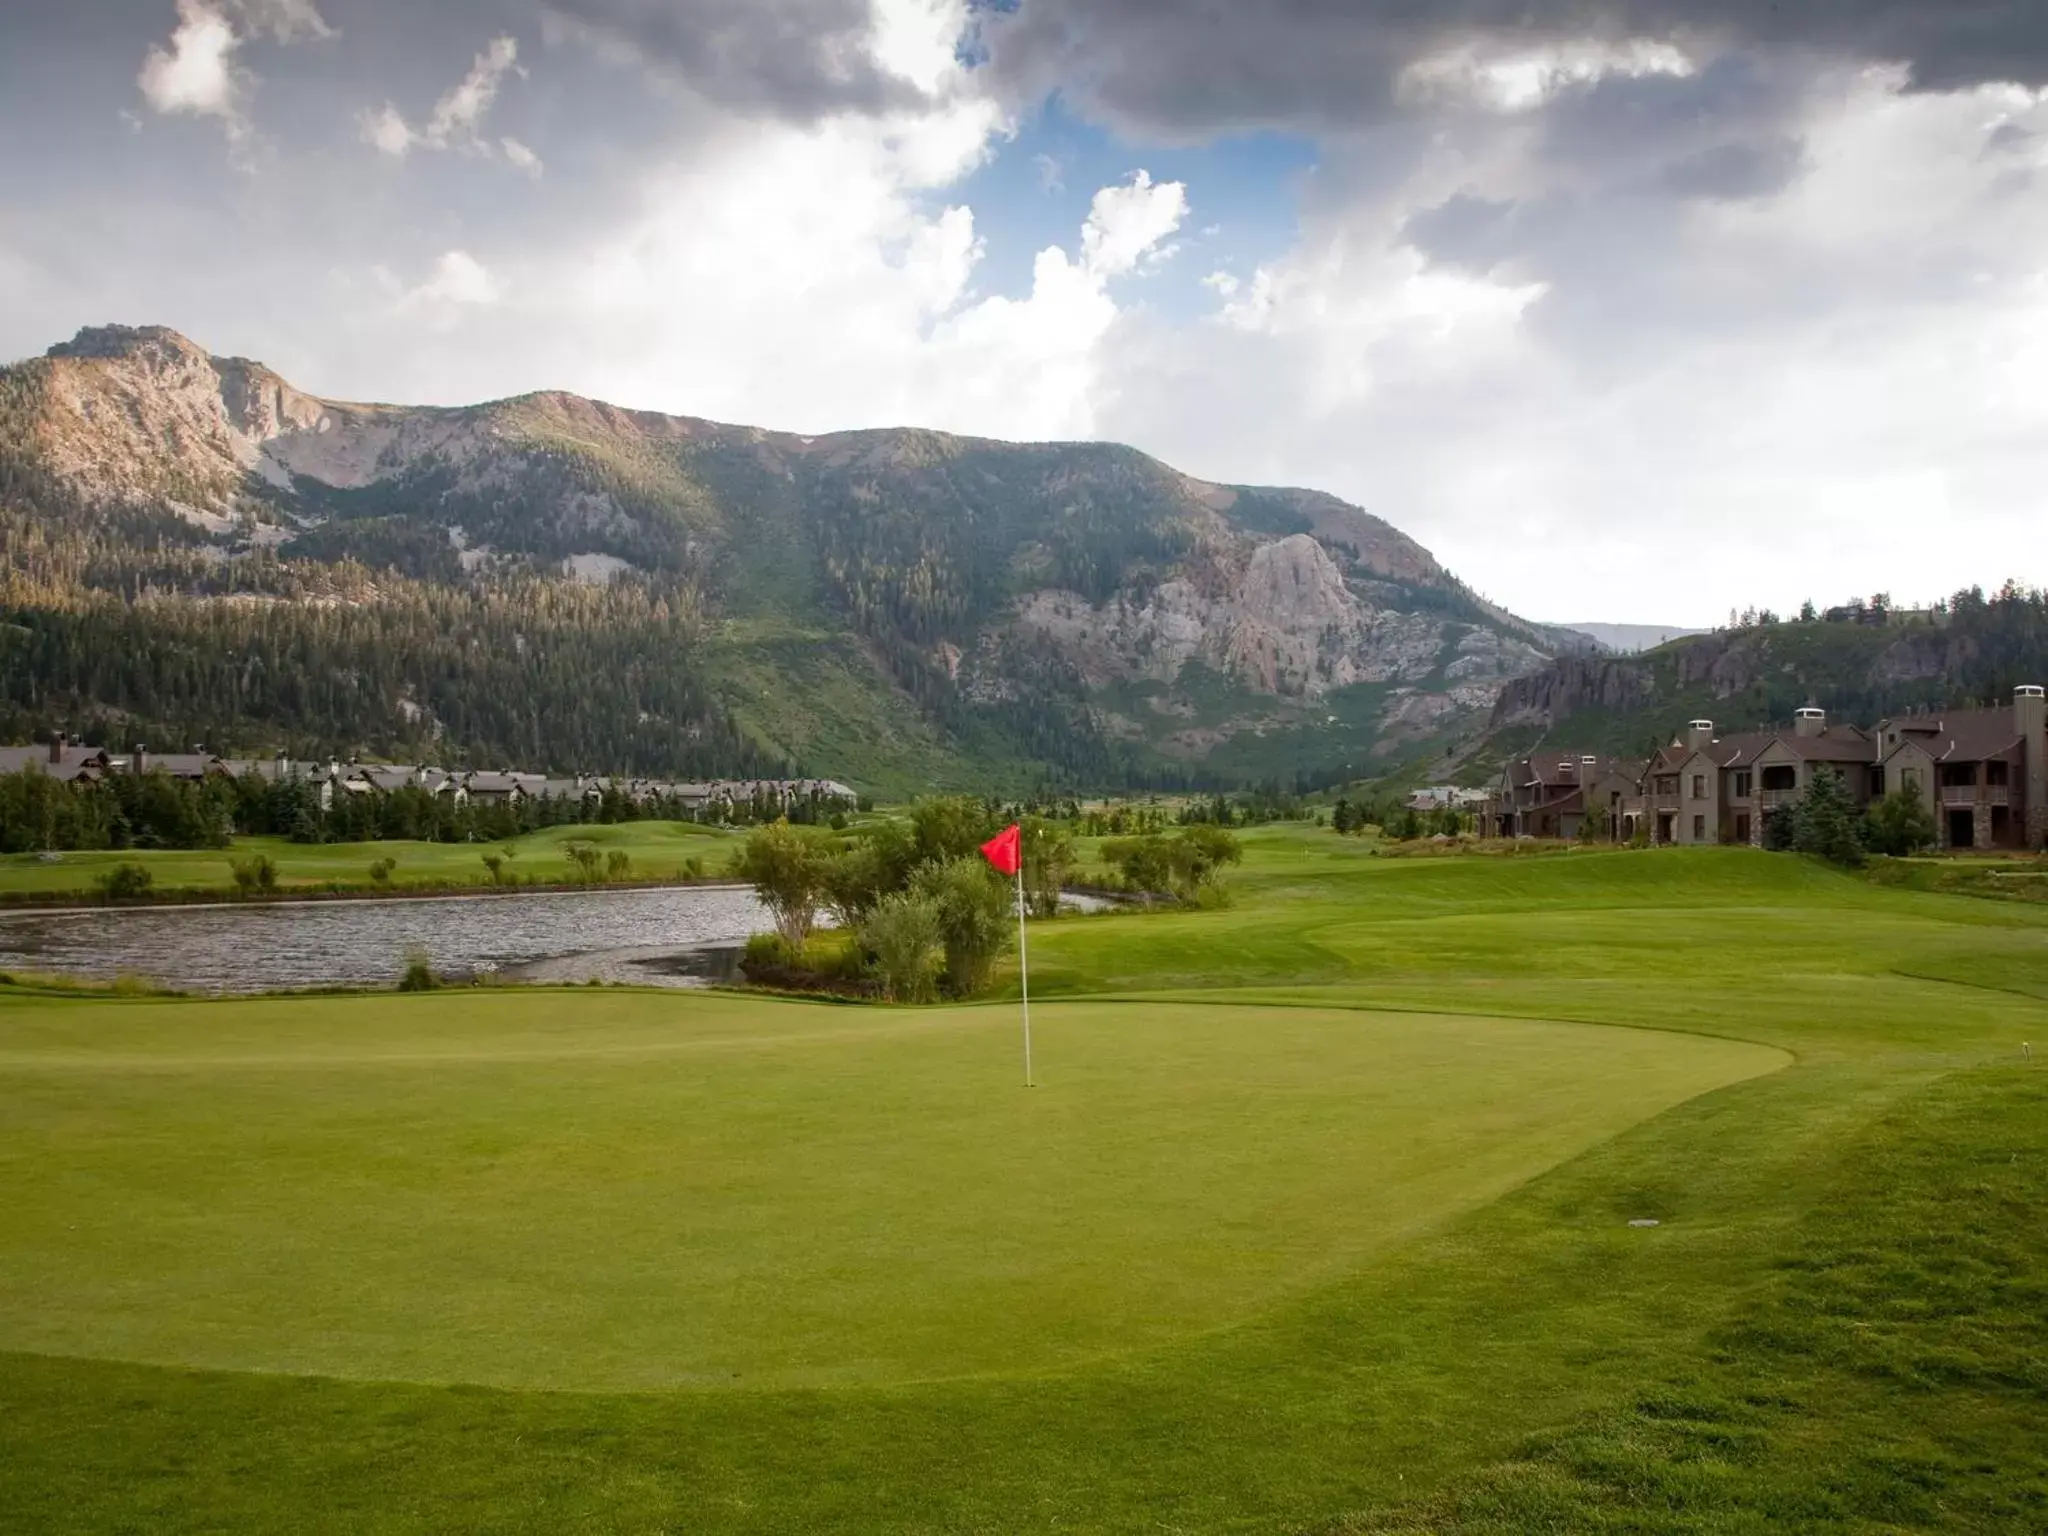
[1480,685,2048,852]
[0,737,857,815]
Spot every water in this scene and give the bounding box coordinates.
[0,885,774,994]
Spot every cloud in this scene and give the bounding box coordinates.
[135,0,332,149]
[228,0,332,43]
[976,1,2048,138]
[1079,170,1187,277]
[1087,67,2048,622]
[501,137,545,177]
[540,0,941,121]
[138,1,244,128]
[411,250,504,307]
[361,35,531,168]
[1032,152,1065,193]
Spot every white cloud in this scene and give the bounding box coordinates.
[412,250,504,308]
[501,138,545,178]
[430,36,523,146]
[138,1,243,127]
[1079,170,1189,278]
[362,36,530,167]
[1400,37,1695,113]
[359,102,414,157]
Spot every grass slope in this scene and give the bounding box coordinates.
[1,837,2045,1533]
[0,821,742,900]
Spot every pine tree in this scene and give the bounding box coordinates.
[1792,768,1865,867]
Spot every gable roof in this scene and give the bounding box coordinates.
[1880,705,2023,763]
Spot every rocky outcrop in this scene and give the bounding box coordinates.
[1490,653,1660,729]
[1013,531,1547,709]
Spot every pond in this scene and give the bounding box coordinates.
[0,885,774,994]
[0,886,1127,995]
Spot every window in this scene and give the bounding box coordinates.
[1987,760,2010,786]
[1692,814,1706,840]
[1761,765,1797,792]
[1654,774,1678,796]
[1691,774,1707,799]
[1734,771,1753,798]
[1903,767,1921,794]
[1940,763,1976,788]
[1868,766,1885,797]
[1735,814,1751,843]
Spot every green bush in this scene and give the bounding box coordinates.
[368,856,397,886]
[605,850,631,881]
[396,949,439,991]
[95,861,154,902]
[230,854,278,896]
[860,891,943,1003]
[912,857,1014,998]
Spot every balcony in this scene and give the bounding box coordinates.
[1940,785,2008,808]
[1758,789,1797,810]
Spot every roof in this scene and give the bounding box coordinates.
[1653,724,1874,771]
[0,744,109,782]
[1880,705,2023,763]
[1513,752,1646,788]
[463,772,527,795]
[129,753,225,779]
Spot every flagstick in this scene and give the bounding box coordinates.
[1016,858,1033,1088]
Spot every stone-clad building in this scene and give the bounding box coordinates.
[1483,685,2048,852]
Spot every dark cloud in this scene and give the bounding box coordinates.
[540,0,926,119]
[1658,137,1804,199]
[1401,193,1522,275]
[978,1,2048,137]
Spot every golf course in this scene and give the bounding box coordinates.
[4,833,2045,1532]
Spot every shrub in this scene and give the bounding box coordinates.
[605,849,631,881]
[368,856,397,886]
[95,861,154,902]
[230,853,278,896]
[565,843,603,882]
[860,891,943,1002]
[912,856,1014,998]
[397,949,439,991]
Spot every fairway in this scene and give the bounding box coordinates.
[0,989,1778,1390]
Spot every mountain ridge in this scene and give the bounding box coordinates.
[1,322,1568,789]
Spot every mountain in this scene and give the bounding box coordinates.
[1478,593,2048,766]
[0,323,1567,790]
[1551,621,1707,654]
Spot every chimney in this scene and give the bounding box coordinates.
[2017,685,2046,852]
[48,731,65,766]
[1687,719,1714,753]
[133,743,146,776]
[1794,706,1826,738]
[1581,754,1599,768]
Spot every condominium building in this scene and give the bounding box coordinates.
[1483,685,2047,852]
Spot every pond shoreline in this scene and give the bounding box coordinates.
[0,875,745,916]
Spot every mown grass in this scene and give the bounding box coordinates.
[0,820,743,900]
[1,833,2044,1533]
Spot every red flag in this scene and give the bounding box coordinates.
[979,823,1021,877]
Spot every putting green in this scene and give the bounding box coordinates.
[0,989,1780,1391]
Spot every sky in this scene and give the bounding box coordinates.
[2,1,2046,626]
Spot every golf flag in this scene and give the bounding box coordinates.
[979,823,1022,876]
[979,823,1032,1086]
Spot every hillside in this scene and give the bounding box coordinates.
[0,324,1567,790]
[1476,591,2048,767]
